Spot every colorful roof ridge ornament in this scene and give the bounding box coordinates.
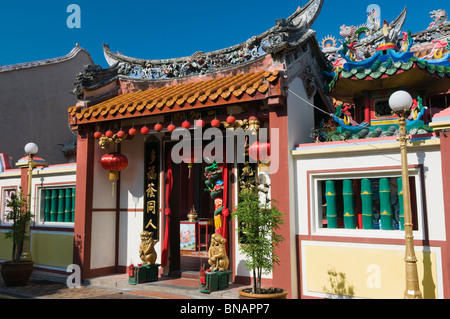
[99,0,323,81]
[321,6,407,74]
[312,95,433,144]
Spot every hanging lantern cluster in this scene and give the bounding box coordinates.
[101,152,128,180]
[93,116,231,142]
[94,129,128,149]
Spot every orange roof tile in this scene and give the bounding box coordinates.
[68,70,280,123]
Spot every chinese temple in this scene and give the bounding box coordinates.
[67,0,329,297]
[2,1,450,299]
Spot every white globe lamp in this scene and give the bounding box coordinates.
[389,90,413,113]
[24,142,38,155]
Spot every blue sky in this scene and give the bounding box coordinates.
[0,1,448,68]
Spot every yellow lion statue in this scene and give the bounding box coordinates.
[208,233,229,271]
[139,230,158,265]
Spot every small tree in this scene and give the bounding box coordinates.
[4,190,32,263]
[233,171,284,294]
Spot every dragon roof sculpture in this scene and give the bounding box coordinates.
[321,7,450,77]
[314,7,450,143]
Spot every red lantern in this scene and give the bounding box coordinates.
[154,123,163,132]
[117,130,127,139]
[249,141,271,162]
[128,128,138,136]
[167,124,176,132]
[211,119,221,128]
[226,115,236,125]
[195,119,205,128]
[101,153,128,180]
[105,130,114,138]
[141,126,150,135]
[182,120,191,129]
[94,131,103,139]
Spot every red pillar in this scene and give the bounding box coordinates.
[73,131,94,281]
[364,93,371,124]
[20,166,29,200]
[269,105,292,298]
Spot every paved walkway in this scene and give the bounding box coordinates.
[0,270,243,299]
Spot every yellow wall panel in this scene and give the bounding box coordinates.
[0,232,13,260]
[31,232,73,269]
[303,242,439,299]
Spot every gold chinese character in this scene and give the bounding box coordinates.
[146,183,157,198]
[147,200,156,214]
[147,165,157,180]
[145,219,157,230]
[149,149,156,164]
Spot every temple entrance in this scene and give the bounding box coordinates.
[164,142,230,275]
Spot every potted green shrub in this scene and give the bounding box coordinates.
[233,170,287,299]
[0,190,34,286]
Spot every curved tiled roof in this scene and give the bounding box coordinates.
[341,57,449,81]
[103,0,324,70]
[326,54,450,102]
[0,46,92,73]
[69,70,280,123]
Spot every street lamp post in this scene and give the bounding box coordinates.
[389,90,423,299]
[17,143,47,261]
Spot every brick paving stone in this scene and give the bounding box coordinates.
[0,269,242,299]
[0,275,148,299]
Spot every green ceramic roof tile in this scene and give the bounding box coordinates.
[400,60,414,70]
[386,67,398,76]
[355,72,367,80]
[371,71,382,79]
[325,54,449,95]
[341,70,352,78]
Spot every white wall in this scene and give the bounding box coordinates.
[119,134,145,266]
[286,75,315,299]
[90,143,117,270]
[294,144,445,241]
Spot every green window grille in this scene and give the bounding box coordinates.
[321,177,417,231]
[43,187,75,223]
